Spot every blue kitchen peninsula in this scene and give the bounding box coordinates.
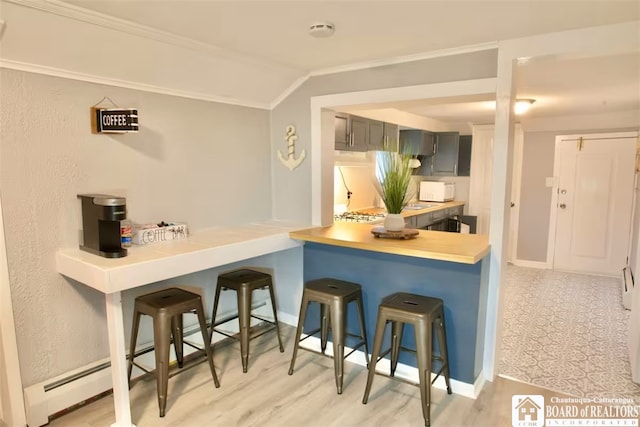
[289,222,490,394]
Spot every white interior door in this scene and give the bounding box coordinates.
[551,133,637,276]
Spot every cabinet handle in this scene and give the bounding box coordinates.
[433,142,437,154]
[384,135,388,149]
[350,132,354,147]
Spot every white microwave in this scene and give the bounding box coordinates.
[419,181,455,202]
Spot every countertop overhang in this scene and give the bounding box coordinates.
[289,222,490,264]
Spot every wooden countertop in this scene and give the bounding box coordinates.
[289,222,489,264]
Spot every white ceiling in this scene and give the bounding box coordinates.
[60,1,640,127]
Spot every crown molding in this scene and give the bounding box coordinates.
[4,0,295,73]
[0,59,270,109]
[309,42,499,77]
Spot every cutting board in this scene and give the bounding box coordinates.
[370,227,419,240]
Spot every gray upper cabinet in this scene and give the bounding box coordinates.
[368,119,385,151]
[432,132,460,176]
[334,114,350,150]
[335,114,368,151]
[457,135,472,176]
[383,122,399,152]
[399,129,435,155]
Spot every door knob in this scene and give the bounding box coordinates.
[559,203,566,209]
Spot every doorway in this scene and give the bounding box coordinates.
[548,132,637,276]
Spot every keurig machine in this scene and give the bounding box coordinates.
[78,194,127,258]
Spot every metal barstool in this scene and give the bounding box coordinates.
[288,278,369,394]
[128,287,220,417]
[362,292,452,427]
[210,269,284,373]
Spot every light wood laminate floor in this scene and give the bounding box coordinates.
[49,325,567,427]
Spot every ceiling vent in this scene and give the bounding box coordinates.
[309,22,335,38]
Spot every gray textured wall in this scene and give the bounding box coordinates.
[517,127,639,263]
[0,69,272,385]
[270,49,499,223]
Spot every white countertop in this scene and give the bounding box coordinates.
[56,221,307,294]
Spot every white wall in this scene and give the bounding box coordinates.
[0,68,273,387]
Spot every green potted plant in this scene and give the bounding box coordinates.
[374,151,417,231]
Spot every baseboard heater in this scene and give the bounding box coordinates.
[24,303,271,427]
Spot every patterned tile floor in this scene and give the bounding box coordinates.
[499,265,640,402]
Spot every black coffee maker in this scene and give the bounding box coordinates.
[78,194,127,258]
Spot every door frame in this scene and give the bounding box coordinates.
[508,124,524,263]
[546,131,639,270]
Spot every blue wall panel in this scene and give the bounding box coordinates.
[301,242,483,384]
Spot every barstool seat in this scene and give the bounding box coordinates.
[128,287,220,417]
[362,292,452,427]
[210,269,284,373]
[288,278,369,394]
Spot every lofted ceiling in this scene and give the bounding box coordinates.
[57,1,640,128]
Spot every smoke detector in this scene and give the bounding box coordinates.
[309,22,335,38]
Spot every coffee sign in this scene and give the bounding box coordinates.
[91,108,139,133]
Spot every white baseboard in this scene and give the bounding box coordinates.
[299,336,483,399]
[510,259,549,269]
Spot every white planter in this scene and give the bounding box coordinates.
[384,213,405,231]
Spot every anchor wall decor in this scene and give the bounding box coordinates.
[278,125,306,171]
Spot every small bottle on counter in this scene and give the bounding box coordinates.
[120,219,132,248]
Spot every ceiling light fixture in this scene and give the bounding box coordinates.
[515,99,536,115]
[309,22,335,38]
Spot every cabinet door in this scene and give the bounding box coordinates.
[335,114,350,150]
[400,129,433,155]
[383,123,399,152]
[421,131,435,156]
[415,213,433,228]
[457,135,472,176]
[368,119,385,151]
[433,132,460,176]
[350,116,368,151]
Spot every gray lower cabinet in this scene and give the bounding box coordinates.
[406,205,464,229]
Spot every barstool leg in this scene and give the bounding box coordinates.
[390,321,405,377]
[415,321,432,427]
[171,315,184,368]
[267,282,285,353]
[210,283,223,344]
[196,303,220,388]
[237,284,251,373]
[362,309,387,404]
[329,299,346,394]
[127,308,142,386]
[437,311,452,394]
[153,313,172,417]
[288,294,309,375]
[355,294,370,367]
[320,303,329,353]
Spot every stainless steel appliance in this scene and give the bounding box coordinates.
[419,181,455,202]
[78,194,127,258]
